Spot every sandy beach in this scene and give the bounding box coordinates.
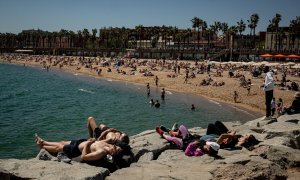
[1,54,299,115]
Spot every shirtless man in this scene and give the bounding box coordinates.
[35,134,122,161]
[87,116,129,145]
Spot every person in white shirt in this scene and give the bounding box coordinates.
[263,66,275,120]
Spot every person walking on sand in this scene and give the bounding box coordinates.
[262,66,274,120]
[155,76,159,86]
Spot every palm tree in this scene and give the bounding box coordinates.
[59,29,68,48]
[135,25,144,49]
[91,29,97,49]
[267,21,275,50]
[68,31,76,48]
[82,28,90,50]
[248,13,259,48]
[237,19,246,58]
[220,22,228,48]
[228,26,237,60]
[289,16,300,51]
[205,27,213,49]
[191,17,206,50]
[272,13,282,51]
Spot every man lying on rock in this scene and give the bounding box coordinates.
[35,133,127,162]
[34,116,132,171]
[86,116,129,144]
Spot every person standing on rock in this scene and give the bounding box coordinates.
[262,66,274,120]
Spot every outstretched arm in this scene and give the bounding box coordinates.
[98,128,121,140]
[216,134,233,145]
[81,149,108,161]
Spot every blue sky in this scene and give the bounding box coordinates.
[0,0,299,34]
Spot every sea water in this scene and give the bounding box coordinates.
[0,62,261,159]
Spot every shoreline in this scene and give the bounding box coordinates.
[1,55,299,117]
[2,60,262,117]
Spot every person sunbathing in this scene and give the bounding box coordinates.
[35,134,124,161]
[205,121,260,150]
[87,116,129,145]
[156,125,219,156]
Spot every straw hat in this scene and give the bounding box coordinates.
[294,92,300,98]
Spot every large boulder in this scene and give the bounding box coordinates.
[1,114,300,180]
[0,158,109,180]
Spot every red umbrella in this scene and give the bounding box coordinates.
[274,54,286,58]
[287,54,300,58]
[260,54,273,58]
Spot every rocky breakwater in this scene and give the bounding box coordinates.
[1,114,300,180]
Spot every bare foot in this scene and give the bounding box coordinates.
[35,133,44,147]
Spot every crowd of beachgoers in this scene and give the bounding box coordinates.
[1,53,300,114]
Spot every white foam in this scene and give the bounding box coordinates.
[107,79,113,82]
[209,100,220,105]
[78,88,95,94]
[166,91,172,95]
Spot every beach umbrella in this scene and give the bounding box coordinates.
[259,54,273,58]
[274,54,286,58]
[287,54,300,59]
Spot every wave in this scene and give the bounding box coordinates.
[166,91,172,95]
[209,100,221,106]
[107,79,113,82]
[78,88,95,94]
